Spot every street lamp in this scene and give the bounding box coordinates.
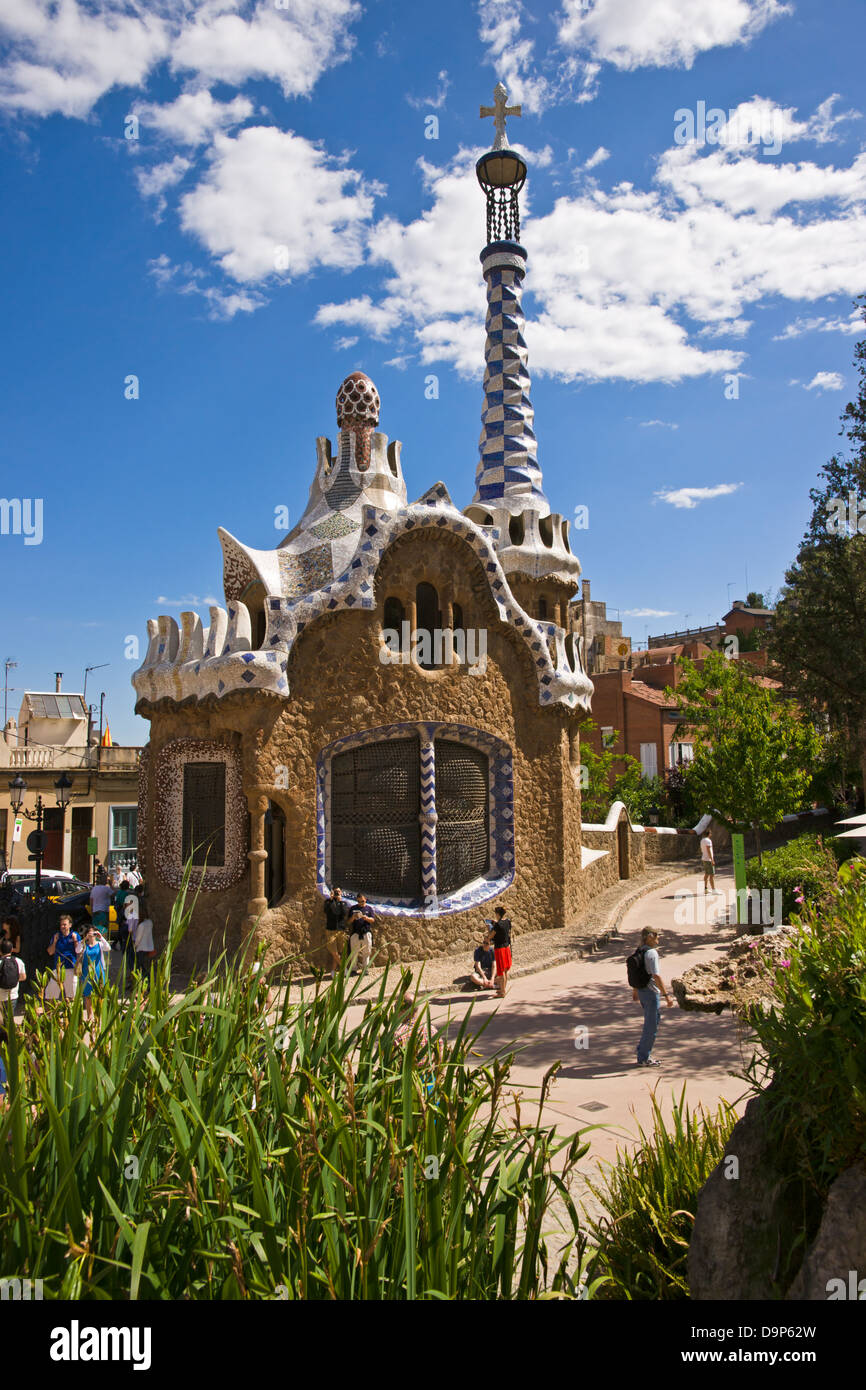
[6,770,75,896]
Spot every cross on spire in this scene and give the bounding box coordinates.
[480,81,521,150]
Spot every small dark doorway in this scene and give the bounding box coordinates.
[43,807,64,872]
[617,819,630,880]
[71,806,92,881]
[265,800,286,907]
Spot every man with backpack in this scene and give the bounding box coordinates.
[0,938,26,1020]
[627,926,673,1067]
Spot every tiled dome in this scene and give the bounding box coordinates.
[336,371,380,428]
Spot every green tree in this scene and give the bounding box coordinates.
[769,298,866,796]
[578,719,640,822]
[668,652,823,860]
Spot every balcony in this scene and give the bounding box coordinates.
[1,745,141,772]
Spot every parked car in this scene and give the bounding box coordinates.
[46,889,121,938]
[1,869,90,901]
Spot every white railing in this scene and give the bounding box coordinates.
[9,747,55,768]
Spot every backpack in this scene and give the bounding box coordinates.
[626,945,651,990]
[0,955,20,991]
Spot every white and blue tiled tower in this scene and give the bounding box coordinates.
[474,241,548,516]
[466,82,582,590]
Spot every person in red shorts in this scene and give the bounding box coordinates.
[488,905,513,998]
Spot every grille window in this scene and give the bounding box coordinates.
[331,738,421,896]
[434,739,489,896]
[182,762,227,867]
[327,735,491,903]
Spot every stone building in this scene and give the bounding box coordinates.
[0,675,141,879]
[569,579,633,674]
[130,90,658,969]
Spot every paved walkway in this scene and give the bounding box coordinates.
[348,865,750,1174]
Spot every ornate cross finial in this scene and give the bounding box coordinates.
[480,81,522,151]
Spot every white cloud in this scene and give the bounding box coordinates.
[406,70,450,111]
[0,0,169,117]
[334,335,358,350]
[558,0,790,73]
[311,108,866,384]
[179,127,381,283]
[384,354,413,371]
[170,0,360,95]
[584,146,610,170]
[625,607,677,618]
[136,155,192,217]
[640,419,678,429]
[0,1,361,118]
[655,484,743,509]
[147,254,266,320]
[477,0,557,114]
[135,89,254,148]
[774,309,863,340]
[155,594,222,609]
[802,371,845,391]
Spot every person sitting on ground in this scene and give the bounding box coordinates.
[470,930,496,990]
[0,915,21,954]
[346,894,375,974]
[0,939,26,1019]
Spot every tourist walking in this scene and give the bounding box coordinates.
[489,905,513,998]
[346,894,375,974]
[700,828,717,892]
[0,939,26,1020]
[628,926,674,1067]
[470,930,496,989]
[78,924,109,1020]
[46,913,82,1000]
[323,886,348,973]
[89,878,114,933]
[132,911,155,985]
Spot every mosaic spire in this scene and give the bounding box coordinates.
[472,92,548,517]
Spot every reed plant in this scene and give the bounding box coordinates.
[583,1088,737,1299]
[0,864,588,1300]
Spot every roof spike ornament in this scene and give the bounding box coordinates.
[477,82,526,244]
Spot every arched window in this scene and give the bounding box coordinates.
[320,724,513,913]
[416,582,440,669]
[331,737,422,896]
[383,595,406,657]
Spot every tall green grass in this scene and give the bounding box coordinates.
[584,1089,737,1299]
[0,865,588,1300]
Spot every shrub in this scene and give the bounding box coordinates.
[0,865,589,1300]
[745,832,840,920]
[583,1089,737,1300]
[743,857,866,1200]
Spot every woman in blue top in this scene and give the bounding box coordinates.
[79,925,108,1020]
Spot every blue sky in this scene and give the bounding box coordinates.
[1,0,864,744]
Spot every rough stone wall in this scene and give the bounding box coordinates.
[138,530,590,970]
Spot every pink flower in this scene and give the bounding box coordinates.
[779,960,791,969]
[748,942,758,950]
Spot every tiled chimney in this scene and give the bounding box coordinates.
[55,672,62,692]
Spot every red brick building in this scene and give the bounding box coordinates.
[585,642,779,784]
